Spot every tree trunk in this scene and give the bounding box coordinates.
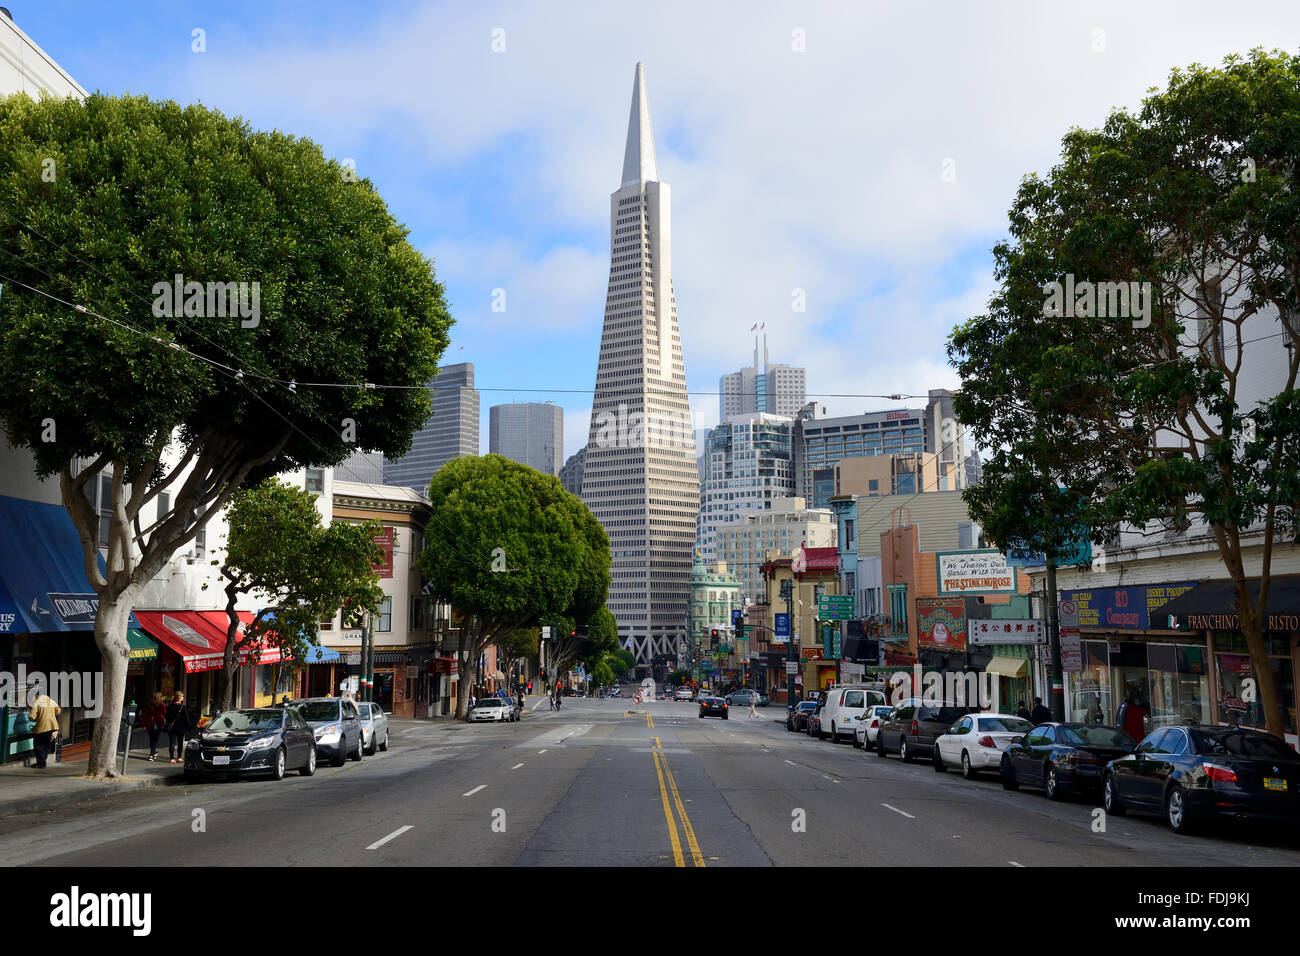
[1234,585,1284,736]
[455,630,471,721]
[86,593,135,779]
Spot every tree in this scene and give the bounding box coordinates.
[420,455,611,719]
[948,49,1300,734]
[0,94,452,776]
[494,626,540,688]
[667,669,691,686]
[215,479,384,710]
[546,606,619,682]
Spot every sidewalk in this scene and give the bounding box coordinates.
[0,744,184,816]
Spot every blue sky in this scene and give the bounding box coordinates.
[11,0,1300,458]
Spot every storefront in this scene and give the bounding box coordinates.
[135,610,228,717]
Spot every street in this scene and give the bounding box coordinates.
[3,697,1297,868]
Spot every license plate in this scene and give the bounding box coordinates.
[1264,777,1287,791]
[212,755,230,766]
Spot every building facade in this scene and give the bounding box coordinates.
[719,335,806,421]
[687,555,743,689]
[696,412,795,560]
[384,362,479,492]
[580,63,698,664]
[489,402,563,476]
[558,445,586,498]
[715,497,836,603]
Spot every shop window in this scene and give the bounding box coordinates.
[1215,649,1296,734]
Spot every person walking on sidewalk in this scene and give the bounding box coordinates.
[26,687,61,769]
[164,692,194,764]
[141,692,167,761]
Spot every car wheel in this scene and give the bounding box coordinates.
[379,731,388,752]
[722,712,728,720]
[698,711,704,718]
[831,725,840,744]
[365,731,377,756]
[271,747,286,781]
[332,742,346,767]
[1045,764,1063,801]
[300,745,317,777]
[350,732,363,762]
[1102,773,1125,815]
[1000,754,1019,790]
[852,730,863,749]
[961,751,977,780]
[900,737,912,762]
[1166,784,1195,834]
[932,745,947,772]
[876,734,888,758]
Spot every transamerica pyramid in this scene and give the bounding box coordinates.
[581,63,699,666]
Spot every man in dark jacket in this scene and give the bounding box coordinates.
[1030,697,1052,724]
[1015,700,1031,721]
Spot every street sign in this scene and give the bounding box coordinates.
[732,609,743,627]
[785,661,799,675]
[817,595,854,620]
[774,613,790,638]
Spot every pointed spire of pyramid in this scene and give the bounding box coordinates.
[621,62,659,187]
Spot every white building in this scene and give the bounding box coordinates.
[715,497,836,602]
[0,9,85,101]
[720,334,806,421]
[696,412,794,560]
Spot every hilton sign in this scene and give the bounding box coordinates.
[1170,613,1300,633]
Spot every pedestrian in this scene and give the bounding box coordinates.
[548,692,555,712]
[26,687,61,769]
[527,680,532,695]
[164,692,194,764]
[141,691,167,761]
[1030,696,1052,724]
[749,692,759,719]
[1014,700,1031,721]
[1117,691,1148,742]
[517,688,525,716]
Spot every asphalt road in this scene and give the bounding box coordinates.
[2,696,1298,867]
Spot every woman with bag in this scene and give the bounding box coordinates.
[164,692,194,764]
[141,692,167,761]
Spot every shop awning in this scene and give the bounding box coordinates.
[195,610,281,665]
[302,644,340,664]
[127,628,158,660]
[1158,576,1300,631]
[986,656,1028,678]
[135,611,228,672]
[0,495,140,633]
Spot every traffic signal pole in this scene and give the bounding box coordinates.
[782,578,796,707]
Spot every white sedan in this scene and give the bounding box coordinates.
[932,713,1034,778]
[853,705,894,749]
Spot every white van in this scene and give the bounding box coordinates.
[818,685,887,743]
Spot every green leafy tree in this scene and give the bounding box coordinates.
[949,49,1300,734]
[494,626,540,689]
[420,455,611,719]
[668,669,691,686]
[216,479,383,710]
[0,94,452,776]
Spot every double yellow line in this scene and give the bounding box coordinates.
[651,735,704,867]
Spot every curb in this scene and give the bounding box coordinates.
[0,769,182,817]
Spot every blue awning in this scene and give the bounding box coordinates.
[0,495,138,633]
[303,644,341,664]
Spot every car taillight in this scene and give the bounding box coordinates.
[910,719,919,736]
[722,702,728,708]
[1066,751,1100,765]
[870,719,880,728]
[977,735,995,748]
[1203,762,1238,783]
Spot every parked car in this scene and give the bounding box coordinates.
[699,696,729,719]
[933,713,1034,778]
[1001,723,1136,799]
[806,698,829,738]
[819,687,887,744]
[853,704,896,749]
[876,699,980,761]
[294,697,364,766]
[1103,725,1300,834]
[756,691,770,707]
[470,698,513,722]
[787,700,817,732]
[184,707,317,781]
[358,701,390,755]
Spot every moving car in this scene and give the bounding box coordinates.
[470,698,513,722]
[295,697,364,766]
[674,688,695,702]
[876,699,980,761]
[1102,725,1300,834]
[698,696,729,719]
[358,701,390,755]
[853,704,894,749]
[1000,723,1135,799]
[932,713,1034,778]
[184,707,317,781]
[787,700,817,732]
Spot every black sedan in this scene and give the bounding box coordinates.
[1103,725,1300,834]
[1000,723,1135,800]
[787,700,817,732]
[184,707,317,781]
[698,696,729,719]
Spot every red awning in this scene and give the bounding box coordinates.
[135,611,228,673]
[196,611,282,665]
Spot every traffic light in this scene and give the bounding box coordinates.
[711,629,719,638]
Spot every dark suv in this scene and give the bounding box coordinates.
[876,698,979,762]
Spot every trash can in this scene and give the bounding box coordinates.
[3,707,35,761]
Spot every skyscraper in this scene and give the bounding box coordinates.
[383,362,479,492]
[720,335,806,421]
[489,402,563,475]
[581,63,698,665]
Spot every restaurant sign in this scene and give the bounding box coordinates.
[915,599,966,651]
[936,550,1018,596]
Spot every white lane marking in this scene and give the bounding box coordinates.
[538,749,547,754]
[511,762,524,770]
[366,825,413,850]
[462,785,486,797]
[784,759,797,766]
[1009,861,1025,868]
[881,803,916,819]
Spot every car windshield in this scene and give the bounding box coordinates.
[1057,725,1134,747]
[978,717,1033,733]
[871,706,892,716]
[296,701,341,722]
[1191,728,1297,759]
[206,710,282,732]
[476,699,503,708]
[798,702,817,712]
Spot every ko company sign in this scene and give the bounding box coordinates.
[936,550,1018,596]
[1060,583,1196,631]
